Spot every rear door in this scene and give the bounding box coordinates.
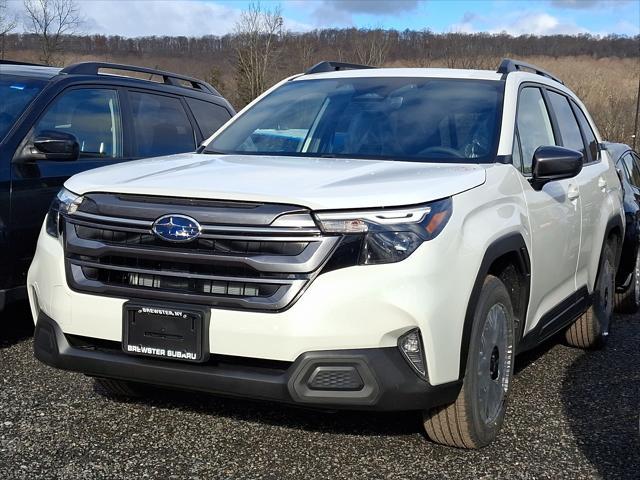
[515,85,582,333]
[562,98,610,293]
[10,86,127,287]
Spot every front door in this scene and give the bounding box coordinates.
[515,86,581,333]
[9,87,126,287]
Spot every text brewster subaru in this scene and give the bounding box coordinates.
[28,59,624,448]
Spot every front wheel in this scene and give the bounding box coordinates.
[565,243,616,349]
[423,275,515,448]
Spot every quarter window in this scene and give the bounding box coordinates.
[185,98,232,139]
[548,91,585,159]
[129,92,196,157]
[34,88,123,159]
[516,87,556,174]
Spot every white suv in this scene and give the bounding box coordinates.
[28,59,624,448]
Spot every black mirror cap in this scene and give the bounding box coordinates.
[531,145,583,190]
[32,130,80,161]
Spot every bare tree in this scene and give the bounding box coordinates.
[234,2,283,107]
[23,0,82,65]
[354,28,390,66]
[0,0,17,59]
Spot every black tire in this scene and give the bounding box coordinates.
[565,243,616,349]
[94,378,147,398]
[423,275,515,449]
[614,247,640,314]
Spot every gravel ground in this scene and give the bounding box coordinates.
[1,301,638,480]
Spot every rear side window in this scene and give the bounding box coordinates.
[34,88,123,159]
[548,91,585,159]
[185,98,231,139]
[572,103,599,163]
[129,92,196,158]
[516,87,556,174]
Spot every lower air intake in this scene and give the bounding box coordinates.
[307,366,364,391]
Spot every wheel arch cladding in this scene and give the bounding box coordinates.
[458,233,530,379]
[604,215,624,274]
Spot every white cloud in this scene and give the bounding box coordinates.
[7,0,311,38]
[450,11,592,36]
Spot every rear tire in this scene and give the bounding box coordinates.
[565,243,615,349]
[94,378,147,398]
[423,275,515,448]
[614,247,640,314]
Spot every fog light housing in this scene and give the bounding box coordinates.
[398,328,428,380]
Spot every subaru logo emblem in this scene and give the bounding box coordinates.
[152,214,201,243]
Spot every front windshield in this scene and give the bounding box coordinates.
[0,75,46,141]
[206,77,503,163]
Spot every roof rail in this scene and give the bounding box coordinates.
[305,61,375,75]
[59,62,220,95]
[497,58,564,85]
[0,59,50,67]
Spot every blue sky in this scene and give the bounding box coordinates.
[6,0,640,37]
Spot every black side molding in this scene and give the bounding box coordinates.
[517,286,591,353]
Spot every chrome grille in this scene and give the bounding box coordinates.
[63,194,338,311]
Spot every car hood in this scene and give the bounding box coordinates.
[65,153,487,210]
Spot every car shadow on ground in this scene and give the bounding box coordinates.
[560,314,640,479]
[91,332,563,440]
[93,377,424,437]
[0,301,34,349]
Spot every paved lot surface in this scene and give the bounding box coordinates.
[1,301,638,480]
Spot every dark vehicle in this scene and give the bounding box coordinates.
[0,60,235,311]
[605,142,640,313]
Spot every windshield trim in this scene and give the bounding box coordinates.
[205,77,506,165]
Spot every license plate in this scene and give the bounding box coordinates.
[122,302,209,363]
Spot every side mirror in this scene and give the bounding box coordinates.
[16,130,80,162]
[531,145,583,190]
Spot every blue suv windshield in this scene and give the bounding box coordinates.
[0,75,46,141]
[206,77,503,163]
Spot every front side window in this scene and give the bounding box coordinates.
[34,88,123,159]
[129,91,196,158]
[548,91,585,159]
[206,78,503,163]
[516,87,556,174]
[0,75,46,142]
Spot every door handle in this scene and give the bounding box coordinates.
[567,184,580,201]
[598,177,607,190]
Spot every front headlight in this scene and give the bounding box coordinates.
[45,188,83,238]
[315,198,452,265]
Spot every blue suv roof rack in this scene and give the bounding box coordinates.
[497,58,564,85]
[60,62,220,95]
[305,61,375,75]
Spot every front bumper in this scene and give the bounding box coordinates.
[34,313,461,411]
